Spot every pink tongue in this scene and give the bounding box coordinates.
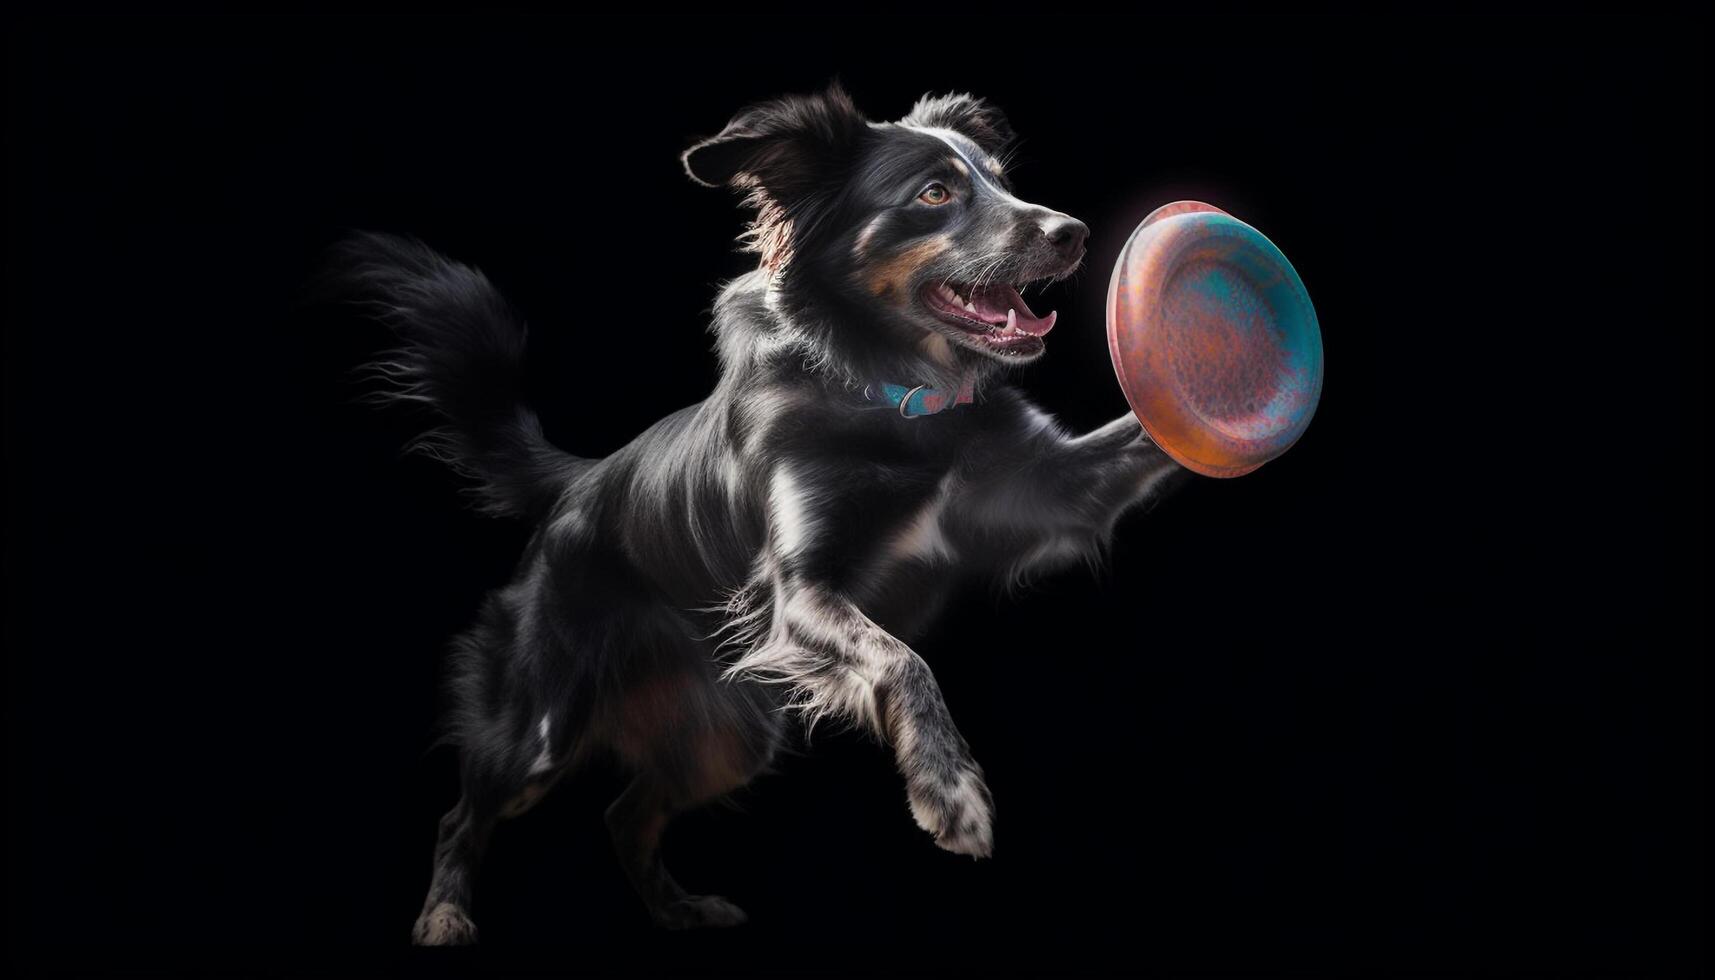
[970,284,1054,336]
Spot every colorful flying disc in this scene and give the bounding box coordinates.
[1106,201,1323,478]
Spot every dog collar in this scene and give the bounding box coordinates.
[868,381,976,419]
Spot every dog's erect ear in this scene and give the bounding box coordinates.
[682,84,869,271]
[682,84,869,192]
[901,92,1015,157]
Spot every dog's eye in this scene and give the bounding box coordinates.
[917,183,952,206]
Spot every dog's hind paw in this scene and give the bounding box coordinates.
[653,894,750,930]
[908,764,994,858]
[412,901,478,946]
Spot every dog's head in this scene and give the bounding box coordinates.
[685,86,1087,374]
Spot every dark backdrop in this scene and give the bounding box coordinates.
[4,13,1707,977]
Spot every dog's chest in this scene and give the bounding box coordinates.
[880,472,958,566]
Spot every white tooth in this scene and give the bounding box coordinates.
[963,301,977,313]
[1007,308,1017,331]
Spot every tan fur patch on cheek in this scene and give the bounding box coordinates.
[866,235,952,300]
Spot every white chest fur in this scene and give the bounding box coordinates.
[885,475,957,565]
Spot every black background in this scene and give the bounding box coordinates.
[4,13,1707,977]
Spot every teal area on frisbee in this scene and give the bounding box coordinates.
[1106,202,1323,478]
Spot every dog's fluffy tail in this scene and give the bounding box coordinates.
[334,231,586,520]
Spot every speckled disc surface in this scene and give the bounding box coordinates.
[1107,202,1323,478]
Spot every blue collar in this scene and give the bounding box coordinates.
[867,380,976,419]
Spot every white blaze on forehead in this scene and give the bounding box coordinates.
[901,124,1019,202]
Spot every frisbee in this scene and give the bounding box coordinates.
[1106,201,1323,478]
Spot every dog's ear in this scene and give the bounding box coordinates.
[682,84,869,192]
[901,92,1015,157]
[682,84,869,271]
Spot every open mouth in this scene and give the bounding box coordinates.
[920,281,1057,358]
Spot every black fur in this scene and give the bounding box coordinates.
[339,234,587,520]
[337,86,1189,944]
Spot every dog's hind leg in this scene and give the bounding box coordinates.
[412,711,582,945]
[412,589,591,945]
[413,787,496,946]
[601,653,781,929]
[605,773,752,929]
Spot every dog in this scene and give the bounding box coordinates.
[338,85,1189,944]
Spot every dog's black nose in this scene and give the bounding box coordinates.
[1043,215,1090,262]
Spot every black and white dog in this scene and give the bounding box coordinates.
[340,86,1188,945]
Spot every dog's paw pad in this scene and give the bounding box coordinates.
[654,894,749,930]
[412,901,478,946]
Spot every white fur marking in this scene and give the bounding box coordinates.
[905,125,1021,204]
[1021,404,1069,441]
[768,465,814,558]
[723,583,899,733]
[528,715,554,775]
[887,475,956,564]
[920,331,955,366]
[720,449,744,502]
[908,766,993,857]
[854,214,886,256]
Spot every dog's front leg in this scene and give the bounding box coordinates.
[729,578,992,856]
[804,582,992,854]
[956,408,1189,582]
[1065,413,1187,514]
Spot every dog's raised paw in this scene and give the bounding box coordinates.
[908,764,994,859]
[412,901,478,946]
[654,894,749,930]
